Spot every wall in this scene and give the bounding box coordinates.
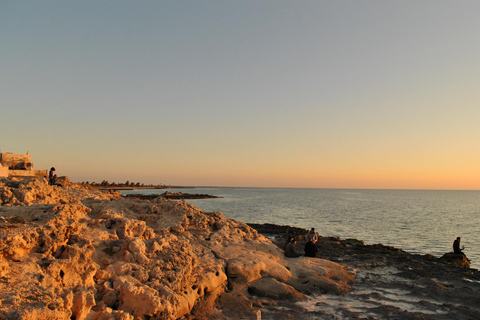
[0,165,8,178]
[8,169,47,178]
[0,152,46,178]
[0,152,32,169]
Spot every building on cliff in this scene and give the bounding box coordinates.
[0,151,47,178]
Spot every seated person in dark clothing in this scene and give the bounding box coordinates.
[304,240,318,257]
[453,237,465,255]
[285,238,302,258]
[49,167,56,186]
[284,235,294,251]
[52,174,63,187]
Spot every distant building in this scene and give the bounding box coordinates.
[0,151,47,178]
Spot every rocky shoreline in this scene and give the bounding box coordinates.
[0,178,352,320]
[1,178,479,319]
[248,223,480,319]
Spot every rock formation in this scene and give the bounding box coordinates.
[0,178,353,319]
[249,223,480,319]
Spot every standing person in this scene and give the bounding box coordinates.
[49,167,56,186]
[306,228,318,243]
[453,237,465,255]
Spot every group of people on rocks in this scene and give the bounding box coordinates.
[48,167,61,186]
[283,228,469,262]
[284,228,318,258]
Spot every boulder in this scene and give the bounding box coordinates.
[282,257,354,295]
[439,252,471,268]
[248,277,307,301]
[211,243,292,283]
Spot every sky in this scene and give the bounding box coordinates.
[1,1,480,189]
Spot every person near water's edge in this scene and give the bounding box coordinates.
[284,235,294,251]
[285,238,302,257]
[306,228,318,243]
[453,237,465,256]
[304,228,318,257]
[304,240,318,257]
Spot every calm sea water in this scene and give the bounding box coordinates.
[122,188,480,269]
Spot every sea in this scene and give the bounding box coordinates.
[121,188,480,269]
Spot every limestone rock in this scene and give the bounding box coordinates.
[0,178,354,320]
[248,277,307,301]
[211,243,291,283]
[283,257,354,294]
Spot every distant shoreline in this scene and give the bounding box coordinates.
[94,185,480,192]
[94,185,193,191]
[121,191,219,200]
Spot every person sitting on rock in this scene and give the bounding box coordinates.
[285,238,302,258]
[306,228,318,244]
[304,240,318,257]
[49,167,56,186]
[453,237,465,256]
[53,174,63,187]
[284,235,294,251]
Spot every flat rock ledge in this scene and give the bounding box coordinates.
[0,178,353,320]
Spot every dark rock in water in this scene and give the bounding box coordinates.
[439,252,471,268]
[247,223,308,238]
[122,192,219,200]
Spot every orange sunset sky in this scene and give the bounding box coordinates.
[2,1,480,190]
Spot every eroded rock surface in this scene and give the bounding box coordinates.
[0,179,353,320]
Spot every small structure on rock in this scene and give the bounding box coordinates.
[0,151,47,178]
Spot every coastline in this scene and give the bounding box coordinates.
[175,187,480,270]
[248,223,479,319]
[1,177,479,319]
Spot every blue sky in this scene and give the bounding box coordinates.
[2,1,480,189]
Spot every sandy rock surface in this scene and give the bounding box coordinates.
[0,179,353,320]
